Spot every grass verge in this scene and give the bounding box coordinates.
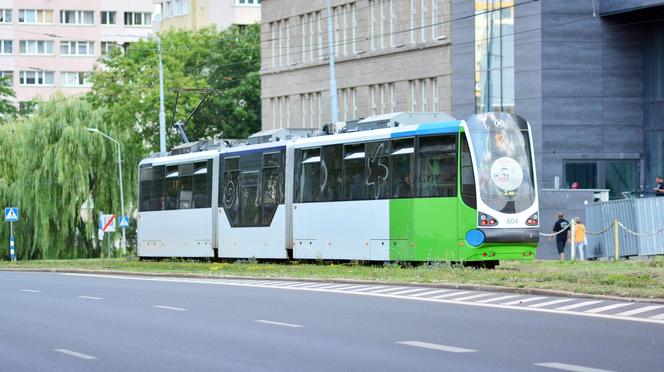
[1,257,663,300]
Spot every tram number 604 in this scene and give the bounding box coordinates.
[506,218,518,225]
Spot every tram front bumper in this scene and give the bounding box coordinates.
[479,227,539,244]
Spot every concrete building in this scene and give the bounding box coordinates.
[260,0,452,131]
[0,0,155,104]
[154,0,261,31]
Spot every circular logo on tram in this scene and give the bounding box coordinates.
[490,157,523,191]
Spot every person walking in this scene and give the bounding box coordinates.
[551,212,570,260]
[572,217,587,260]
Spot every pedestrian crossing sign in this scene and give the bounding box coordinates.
[4,207,18,222]
[119,215,129,228]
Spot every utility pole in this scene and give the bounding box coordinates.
[157,35,167,155]
[326,0,339,124]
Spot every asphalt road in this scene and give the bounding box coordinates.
[0,272,662,372]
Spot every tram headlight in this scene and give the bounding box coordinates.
[478,212,498,227]
[526,212,539,226]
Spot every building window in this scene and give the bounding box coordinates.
[124,12,152,26]
[0,9,12,23]
[351,3,358,54]
[101,11,116,25]
[431,77,438,111]
[421,0,428,42]
[409,80,417,111]
[60,41,95,56]
[101,41,119,55]
[60,10,94,25]
[235,0,261,5]
[389,83,396,112]
[0,40,11,54]
[173,0,190,16]
[19,40,54,55]
[0,71,13,86]
[410,0,417,44]
[390,0,397,47]
[564,161,638,199]
[18,9,54,24]
[351,88,357,119]
[369,0,377,51]
[475,1,515,113]
[19,70,54,86]
[61,72,91,87]
[420,78,429,111]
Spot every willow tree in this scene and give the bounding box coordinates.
[0,97,137,259]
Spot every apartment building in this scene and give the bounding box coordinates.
[0,0,155,103]
[154,0,261,31]
[260,0,452,131]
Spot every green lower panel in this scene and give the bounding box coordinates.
[389,198,458,261]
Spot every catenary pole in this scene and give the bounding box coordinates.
[326,0,339,124]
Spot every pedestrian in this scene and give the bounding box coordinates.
[572,217,587,260]
[653,176,664,196]
[551,212,569,260]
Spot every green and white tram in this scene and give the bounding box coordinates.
[137,112,539,265]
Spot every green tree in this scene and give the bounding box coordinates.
[88,25,261,152]
[0,97,135,259]
[0,76,17,123]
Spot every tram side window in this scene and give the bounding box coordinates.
[178,163,194,209]
[301,148,321,203]
[391,139,414,198]
[321,145,343,202]
[241,171,260,226]
[192,161,211,208]
[344,143,366,200]
[460,133,477,208]
[366,141,390,200]
[152,166,165,210]
[261,152,282,225]
[418,135,458,198]
[139,167,153,211]
[165,165,180,210]
[222,157,240,226]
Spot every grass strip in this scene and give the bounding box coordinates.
[1,257,663,299]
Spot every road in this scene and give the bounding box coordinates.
[0,271,662,372]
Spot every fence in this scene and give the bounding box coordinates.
[583,197,664,258]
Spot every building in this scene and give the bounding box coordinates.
[261,0,664,199]
[0,0,155,104]
[260,0,452,131]
[154,0,261,31]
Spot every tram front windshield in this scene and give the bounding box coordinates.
[466,112,536,214]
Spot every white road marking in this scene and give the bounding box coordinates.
[397,341,476,353]
[502,297,547,306]
[649,313,664,320]
[431,291,472,299]
[77,296,104,300]
[453,293,495,302]
[20,289,40,293]
[389,288,429,296]
[476,295,520,303]
[409,289,450,297]
[584,303,632,314]
[316,284,358,290]
[153,305,187,312]
[295,283,336,289]
[534,362,614,372]
[528,299,574,308]
[615,305,664,317]
[369,286,407,293]
[54,349,97,360]
[286,282,323,288]
[255,320,303,328]
[350,285,387,292]
[555,300,604,311]
[61,274,664,326]
[335,285,371,291]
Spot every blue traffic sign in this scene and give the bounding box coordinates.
[119,215,129,228]
[4,207,18,222]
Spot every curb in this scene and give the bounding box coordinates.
[2,267,663,304]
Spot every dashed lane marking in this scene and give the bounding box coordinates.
[20,289,40,293]
[584,303,632,314]
[60,274,664,326]
[153,305,187,312]
[534,362,614,372]
[77,296,104,300]
[397,341,476,353]
[528,299,574,308]
[255,320,303,328]
[501,297,547,306]
[555,301,604,311]
[54,349,97,360]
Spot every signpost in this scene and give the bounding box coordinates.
[4,207,18,261]
[99,213,116,259]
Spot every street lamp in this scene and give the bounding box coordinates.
[155,34,167,155]
[87,128,126,254]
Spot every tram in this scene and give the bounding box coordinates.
[137,112,539,265]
